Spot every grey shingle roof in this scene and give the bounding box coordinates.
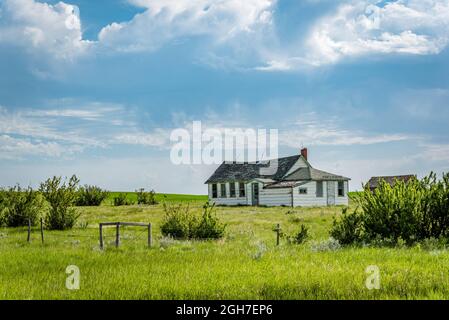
[367,175,416,189]
[284,167,350,181]
[205,154,350,184]
[205,155,301,184]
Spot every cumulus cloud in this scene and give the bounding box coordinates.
[304,0,449,66]
[98,0,276,54]
[2,0,449,70]
[0,0,91,60]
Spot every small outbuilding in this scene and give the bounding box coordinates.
[367,175,416,192]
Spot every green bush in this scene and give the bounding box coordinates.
[330,208,364,245]
[193,203,226,239]
[161,202,226,239]
[283,224,309,245]
[39,175,80,230]
[160,203,195,239]
[113,193,134,206]
[331,173,449,246]
[420,173,449,239]
[0,186,48,227]
[76,185,109,206]
[136,188,158,205]
[292,224,309,244]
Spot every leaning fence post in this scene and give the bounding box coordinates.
[40,218,44,244]
[99,223,104,250]
[115,223,120,248]
[27,218,31,243]
[148,223,152,248]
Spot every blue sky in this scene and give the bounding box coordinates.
[0,0,449,194]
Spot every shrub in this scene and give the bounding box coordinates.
[113,193,134,206]
[76,185,109,206]
[0,186,48,227]
[283,224,310,245]
[311,238,341,252]
[193,203,226,239]
[160,202,226,239]
[291,224,309,245]
[331,173,449,246]
[330,208,364,245]
[39,175,80,230]
[160,203,194,239]
[420,173,449,239]
[136,188,158,205]
[360,178,424,244]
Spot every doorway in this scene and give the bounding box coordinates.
[252,183,259,206]
[327,181,336,206]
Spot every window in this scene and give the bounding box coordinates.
[230,182,236,198]
[338,181,345,197]
[316,181,323,197]
[239,182,246,197]
[220,183,227,198]
[212,184,218,198]
[299,188,307,195]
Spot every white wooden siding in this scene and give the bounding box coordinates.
[293,181,349,207]
[335,181,349,206]
[293,181,327,207]
[259,187,292,207]
[207,180,349,207]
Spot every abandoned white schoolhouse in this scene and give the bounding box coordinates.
[205,148,350,207]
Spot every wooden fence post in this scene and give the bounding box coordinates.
[99,223,104,250]
[275,224,281,246]
[27,218,31,243]
[40,218,44,244]
[148,223,152,248]
[115,223,120,248]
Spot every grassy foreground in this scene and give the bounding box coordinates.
[1,194,449,300]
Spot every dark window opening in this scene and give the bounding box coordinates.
[212,184,217,198]
[239,182,246,197]
[338,181,345,197]
[230,182,236,198]
[299,188,307,195]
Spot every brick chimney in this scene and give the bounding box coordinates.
[300,148,308,160]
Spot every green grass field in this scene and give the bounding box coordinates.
[1,193,449,300]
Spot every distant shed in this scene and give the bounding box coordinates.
[367,175,416,192]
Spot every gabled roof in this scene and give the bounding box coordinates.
[205,155,301,184]
[283,167,350,182]
[367,175,416,189]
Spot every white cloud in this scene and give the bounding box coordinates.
[418,143,449,162]
[0,134,82,159]
[98,0,276,53]
[279,115,413,147]
[114,130,170,147]
[0,0,91,60]
[304,0,449,66]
